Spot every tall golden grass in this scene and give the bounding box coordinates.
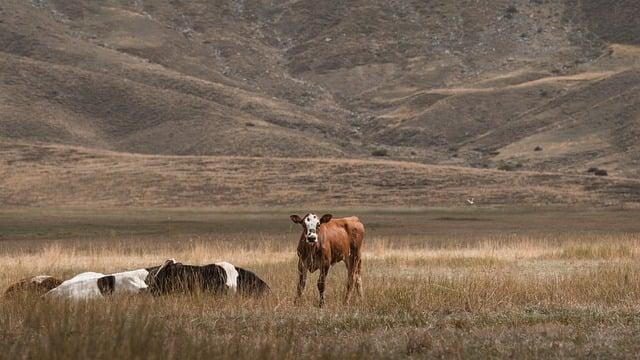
[2,208,640,358]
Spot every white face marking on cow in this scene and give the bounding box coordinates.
[215,262,239,292]
[304,214,320,243]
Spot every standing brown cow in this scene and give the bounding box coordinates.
[290,213,364,307]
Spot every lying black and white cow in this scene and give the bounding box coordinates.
[44,269,150,300]
[148,259,270,296]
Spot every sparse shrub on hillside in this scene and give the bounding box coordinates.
[504,5,518,19]
[371,148,389,157]
[336,139,351,148]
[587,167,608,176]
[31,0,47,8]
[245,122,255,127]
[498,162,522,171]
[534,146,543,151]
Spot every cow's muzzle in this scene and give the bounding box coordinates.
[306,234,318,243]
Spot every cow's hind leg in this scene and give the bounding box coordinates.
[355,255,363,298]
[349,249,363,298]
[343,259,356,304]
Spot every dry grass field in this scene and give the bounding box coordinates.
[2,207,640,359]
[3,142,640,208]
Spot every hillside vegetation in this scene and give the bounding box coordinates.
[1,0,639,205]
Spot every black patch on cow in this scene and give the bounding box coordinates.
[97,276,115,295]
[144,266,160,287]
[145,265,160,273]
[236,267,270,296]
[145,260,181,287]
[149,263,228,295]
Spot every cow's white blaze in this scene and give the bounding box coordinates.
[304,213,320,242]
[215,262,239,292]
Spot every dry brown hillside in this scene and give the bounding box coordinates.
[1,0,639,206]
[1,141,639,208]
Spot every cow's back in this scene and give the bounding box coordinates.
[324,217,364,255]
[332,217,364,242]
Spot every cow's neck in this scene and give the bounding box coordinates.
[299,237,322,254]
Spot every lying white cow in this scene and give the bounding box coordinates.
[45,269,149,300]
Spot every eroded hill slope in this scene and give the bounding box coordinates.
[0,0,638,178]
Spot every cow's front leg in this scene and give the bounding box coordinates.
[295,259,307,304]
[317,265,330,308]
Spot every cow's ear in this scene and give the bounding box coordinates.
[320,214,332,223]
[290,215,302,224]
[97,276,115,295]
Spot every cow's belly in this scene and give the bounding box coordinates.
[305,254,344,272]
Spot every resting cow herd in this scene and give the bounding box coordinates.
[5,259,270,300]
[4,213,364,307]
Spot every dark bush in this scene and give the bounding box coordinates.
[594,169,608,176]
[534,146,543,151]
[504,5,518,19]
[587,167,599,173]
[371,148,388,157]
[498,162,522,171]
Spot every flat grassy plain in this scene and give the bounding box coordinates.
[2,207,640,359]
